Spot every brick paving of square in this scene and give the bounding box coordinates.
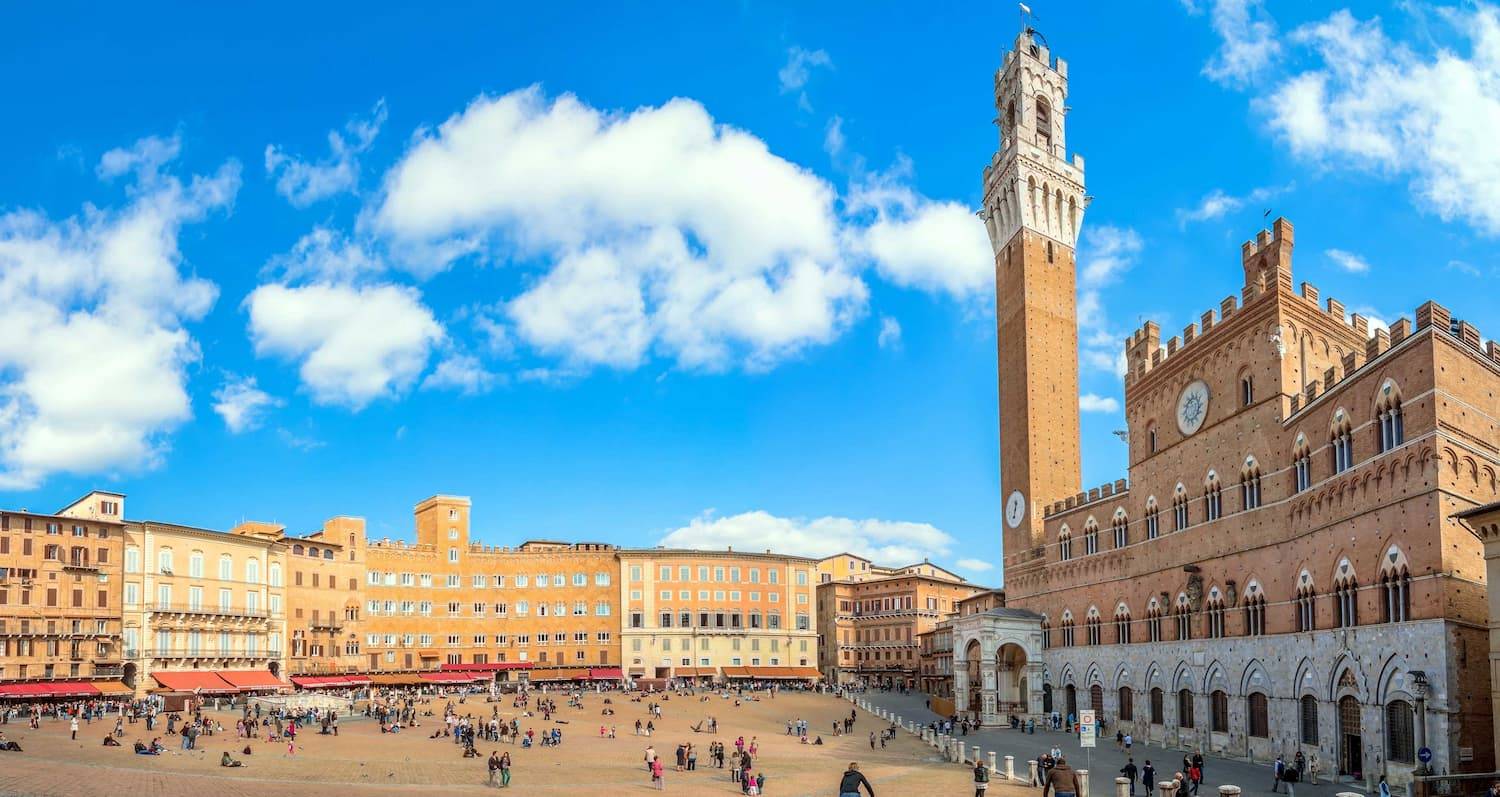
[0,691,1024,796]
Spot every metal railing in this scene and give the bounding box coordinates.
[143,648,278,659]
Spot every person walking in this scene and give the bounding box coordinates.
[1272,755,1286,793]
[974,759,991,797]
[499,751,511,788]
[839,761,875,797]
[1043,755,1080,797]
[1121,758,1139,797]
[1141,760,1157,797]
[70,717,79,741]
[650,755,664,790]
[488,751,502,787]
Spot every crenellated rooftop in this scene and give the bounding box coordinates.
[1044,478,1130,519]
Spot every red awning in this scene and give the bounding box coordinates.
[151,670,237,693]
[291,676,337,688]
[217,670,284,690]
[0,681,102,699]
[418,672,485,683]
[587,667,623,680]
[337,675,372,685]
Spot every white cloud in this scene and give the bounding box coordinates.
[0,137,238,488]
[823,115,846,159]
[370,87,865,371]
[212,375,281,433]
[659,509,957,566]
[877,316,902,350]
[1079,393,1121,413]
[421,353,498,396]
[1076,225,1142,377]
[847,158,992,298]
[1175,182,1292,226]
[1262,7,1500,235]
[246,282,443,409]
[265,100,386,207]
[1325,248,1371,274]
[264,226,384,283]
[277,427,325,452]
[1447,259,1481,277]
[956,558,995,572]
[1194,0,1282,87]
[778,47,832,111]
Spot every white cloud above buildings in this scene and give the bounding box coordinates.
[659,509,958,566]
[1325,248,1372,274]
[212,375,281,433]
[1193,4,1500,236]
[1079,393,1120,413]
[0,137,239,487]
[1076,225,1142,377]
[265,100,387,207]
[1176,182,1292,226]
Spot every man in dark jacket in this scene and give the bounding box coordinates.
[1141,760,1157,797]
[1121,758,1139,797]
[839,761,875,796]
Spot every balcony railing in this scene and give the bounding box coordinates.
[143,648,278,660]
[308,620,345,632]
[146,603,270,620]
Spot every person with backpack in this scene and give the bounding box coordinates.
[974,759,991,796]
[1272,755,1286,793]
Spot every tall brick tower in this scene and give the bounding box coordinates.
[981,28,1086,571]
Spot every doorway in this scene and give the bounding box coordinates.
[1065,684,1078,720]
[1339,696,1363,777]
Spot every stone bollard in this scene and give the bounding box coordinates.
[1116,777,1131,797]
[1218,787,1242,797]
[1029,760,1039,788]
[1337,792,1362,797]
[1078,769,1090,797]
[1159,781,1179,797]
[958,741,966,764]
[971,746,981,765]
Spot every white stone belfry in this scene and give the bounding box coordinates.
[981,28,1087,251]
[951,607,1046,726]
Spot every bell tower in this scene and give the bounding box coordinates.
[982,28,1086,571]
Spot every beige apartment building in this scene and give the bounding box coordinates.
[281,516,367,676]
[816,559,988,686]
[619,548,819,681]
[121,519,288,695]
[0,491,126,690]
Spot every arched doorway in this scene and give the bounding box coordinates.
[964,640,983,720]
[1090,684,1104,716]
[1339,696,1363,777]
[1042,683,1054,714]
[122,662,138,690]
[1065,684,1078,721]
[997,643,1028,715]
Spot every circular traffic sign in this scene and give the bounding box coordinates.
[1418,747,1433,763]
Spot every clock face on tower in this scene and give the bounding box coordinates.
[1005,490,1026,529]
[1176,379,1211,436]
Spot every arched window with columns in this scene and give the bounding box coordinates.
[1377,380,1405,452]
[1331,408,1355,473]
[1379,546,1411,623]
[1333,559,1359,628]
[1112,509,1129,549]
[1243,580,1267,636]
[1114,602,1132,644]
[1204,471,1223,521]
[1240,456,1263,510]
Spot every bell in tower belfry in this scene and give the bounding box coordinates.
[983,27,1086,572]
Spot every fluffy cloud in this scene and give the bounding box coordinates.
[1325,248,1371,274]
[1190,0,1282,87]
[1076,225,1142,377]
[1176,182,1292,226]
[212,375,281,433]
[264,226,385,283]
[421,353,498,396]
[1079,393,1121,413]
[265,100,386,207]
[877,316,902,350]
[245,282,443,409]
[847,159,993,298]
[1262,7,1500,234]
[370,87,864,370]
[778,47,832,111]
[659,509,957,566]
[0,137,238,487]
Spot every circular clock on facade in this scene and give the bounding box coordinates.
[1005,490,1026,528]
[1176,379,1211,436]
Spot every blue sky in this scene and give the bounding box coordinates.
[2,1,1496,584]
